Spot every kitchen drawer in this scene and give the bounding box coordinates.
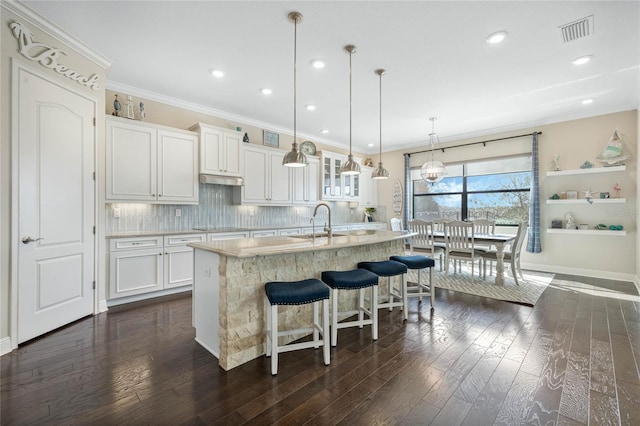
[250,229,278,238]
[278,228,301,236]
[208,232,249,241]
[164,233,205,246]
[110,236,163,251]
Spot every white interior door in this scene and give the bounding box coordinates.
[15,63,95,344]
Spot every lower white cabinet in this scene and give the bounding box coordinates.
[109,233,205,300]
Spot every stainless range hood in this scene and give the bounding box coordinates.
[199,174,244,186]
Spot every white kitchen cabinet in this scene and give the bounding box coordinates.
[358,166,378,207]
[163,234,206,289]
[238,145,292,205]
[109,233,204,300]
[320,151,360,201]
[109,236,163,299]
[207,231,249,241]
[293,156,319,205]
[190,123,243,176]
[278,228,302,236]
[106,116,199,204]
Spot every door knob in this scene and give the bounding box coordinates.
[22,236,44,244]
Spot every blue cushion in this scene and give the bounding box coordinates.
[321,269,379,290]
[357,260,407,277]
[265,278,330,305]
[390,255,435,270]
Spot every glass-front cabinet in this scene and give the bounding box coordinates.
[321,150,360,201]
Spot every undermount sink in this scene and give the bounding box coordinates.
[290,233,347,240]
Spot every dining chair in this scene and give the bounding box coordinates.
[482,222,527,285]
[407,220,445,271]
[431,218,451,233]
[472,219,496,254]
[389,217,403,231]
[444,220,485,280]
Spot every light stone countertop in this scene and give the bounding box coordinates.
[188,230,413,258]
[106,222,387,239]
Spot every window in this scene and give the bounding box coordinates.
[412,155,531,225]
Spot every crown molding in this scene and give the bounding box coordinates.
[1,0,111,69]
[106,80,350,151]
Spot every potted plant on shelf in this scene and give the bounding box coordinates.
[364,207,376,222]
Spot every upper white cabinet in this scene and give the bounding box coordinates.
[358,166,378,207]
[106,116,199,204]
[190,123,243,177]
[320,150,360,201]
[293,156,320,205]
[237,145,292,205]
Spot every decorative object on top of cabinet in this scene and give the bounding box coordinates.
[300,140,316,155]
[596,130,630,166]
[113,94,121,116]
[263,130,279,148]
[106,116,199,204]
[243,133,250,143]
[190,122,243,178]
[139,102,146,121]
[124,95,135,119]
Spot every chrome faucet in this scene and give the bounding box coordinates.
[312,202,332,238]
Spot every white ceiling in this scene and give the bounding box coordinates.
[23,1,640,154]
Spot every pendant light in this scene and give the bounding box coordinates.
[371,69,389,180]
[282,11,307,168]
[420,117,447,184]
[339,45,361,175]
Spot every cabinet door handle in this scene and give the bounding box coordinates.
[158,194,162,197]
[151,193,156,197]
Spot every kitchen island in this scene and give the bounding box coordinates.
[189,230,411,370]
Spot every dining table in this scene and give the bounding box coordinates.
[430,231,517,285]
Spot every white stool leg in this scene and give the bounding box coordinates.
[270,304,278,375]
[313,300,320,348]
[322,299,330,365]
[266,299,272,357]
[387,277,393,311]
[417,269,423,303]
[430,266,435,309]
[402,273,408,321]
[331,289,338,347]
[371,285,378,340]
[358,288,365,328]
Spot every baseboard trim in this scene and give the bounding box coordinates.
[98,299,108,313]
[522,262,635,283]
[106,286,192,308]
[1,337,13,356]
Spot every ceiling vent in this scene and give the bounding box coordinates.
[558,15,594,43]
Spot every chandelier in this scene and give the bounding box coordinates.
[420,117,447,184]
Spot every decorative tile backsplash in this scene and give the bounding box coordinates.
[105,184,386,234]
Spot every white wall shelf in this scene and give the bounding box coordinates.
[546,165,626,177]
[546,229,627,236]
[546,198,626,205]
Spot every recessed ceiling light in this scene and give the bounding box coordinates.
[321,129,329,134]
[311,60,325,69]
[572,55,593,65]
[305,104,316,111]
[486,31,508,44]
[261,88,272,95]
[211,69,225,78]
[582,99,594,105]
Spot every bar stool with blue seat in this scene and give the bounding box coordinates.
[321,268,379,347]
[356,260,408,314]
[390,254,436,319]
[265,278,331,375]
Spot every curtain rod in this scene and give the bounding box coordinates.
[406,131,542,156]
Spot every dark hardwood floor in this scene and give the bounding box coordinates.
[2,273,639,425]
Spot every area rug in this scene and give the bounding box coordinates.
[407,267,554,307]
